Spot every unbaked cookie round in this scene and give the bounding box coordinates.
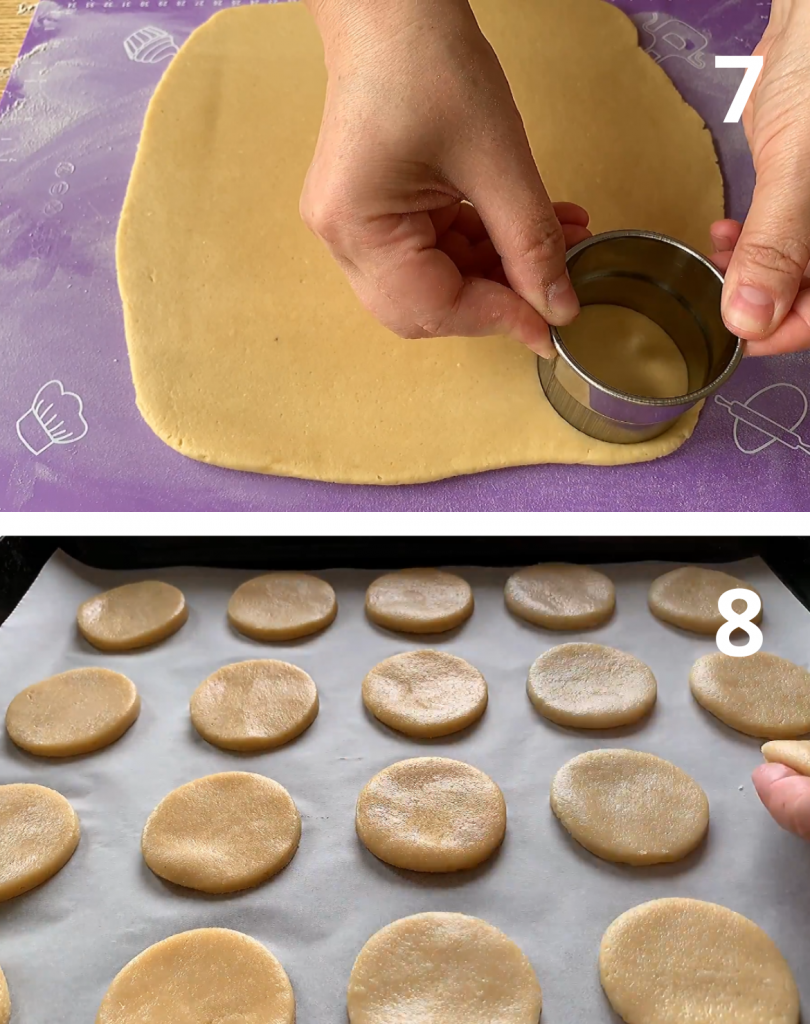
[690,652,810,739]
[363,650,487,738]
[505,564,615,630]
[365,569,473,634]
[648,566,761,635]
[762,740,810,776]
[550,749,708,865]
[356,757,506,872]
[228,572,337,640]
[600,898,799,1024]
[527,644,656,729]
[190,660,318,751]
[141,772,300,893]
[347,912,542,1024]
[96,928,295,1024]
[0,783,80,901]
[0,964,10,1024]
[77,581,188,651]
[6,667,140,757]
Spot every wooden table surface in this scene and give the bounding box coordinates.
[0,0,36,98]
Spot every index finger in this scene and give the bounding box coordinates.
[752,762,810,839]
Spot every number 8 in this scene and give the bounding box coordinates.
[716,588,763,657]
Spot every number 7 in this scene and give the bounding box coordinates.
[716,56,764,123]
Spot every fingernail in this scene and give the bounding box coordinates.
[725,284,774,335]
[547,273,580,325]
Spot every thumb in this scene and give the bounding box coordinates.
[753,762,810,840]
[722,160,810,339]
[460,143,579,328]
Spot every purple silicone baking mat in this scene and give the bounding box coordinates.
[1,0,808,512]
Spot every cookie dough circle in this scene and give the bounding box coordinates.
[191,660,318,751]
[142,772,300,893]
[0,965,9,1024]
[690,652,810,739]
[347,912,542,1024]
[356,757,506,872]
[365,569,473,634]
[0,783,80,901]
[648,566,761,635]
[363,650,487,738]
[762,740,810,776]
[96,928,295,1024]
[505,564,615,630]
[6,668,141,756]
[527,644,656,728]
[228,572,337,640]
[600,898,800,1024]
[550,749,708,864]
[77,581,188,651]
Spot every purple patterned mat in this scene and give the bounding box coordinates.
[1,0,807,511]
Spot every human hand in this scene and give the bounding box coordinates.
[709,0,810,356]
[752,762,810,839]
[300,0,589,356]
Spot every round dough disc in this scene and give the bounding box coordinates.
[77,581,188,651]
[96,928,295,1024]
[142,772,300,893]
[228,572,337,640]
[690,652,810,739]
[191,659,318,751]
[0,783,80,901]
[550,749,708,865]
[527,643,656,728]
[363,650,487,738]
[6,668,140,756]
[648,566,762,635]
[505,564,615,630]
[356,757,506,872]
[347,912,542,1024]
[365,569,473,634]
[0,965,10,1024]
[600,898,800,1024]
[762,740,810,776]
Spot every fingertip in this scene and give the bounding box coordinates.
[753,762,797,795]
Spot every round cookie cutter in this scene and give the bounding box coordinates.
[538,230,743,444]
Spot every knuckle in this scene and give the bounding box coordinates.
[739,235,810,280]
[508,214,566,273]
[299,190,348,246]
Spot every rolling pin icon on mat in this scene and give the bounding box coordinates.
[715,385,810,456]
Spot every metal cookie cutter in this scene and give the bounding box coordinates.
[538,230,743,444]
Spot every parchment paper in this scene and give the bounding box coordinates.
[1,551,808,1023]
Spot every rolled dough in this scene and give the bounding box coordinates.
[558,305,689,399]
[141,771,300,893]
[649,567,761,635]
[505,564,615,629]
[550,748,709,864]
[762,740,810,776]
[365,569,473,634]
[117,0,721,483]
[6,667,140,757]
[228,572,337,640]
[690,652,810,739]
[190,659,318,750]
[599,898,800,1024]
[0,966,8,1024]
[77,581,188,651]
[347,912,542,1023]
[527,643,656,728]
[0,783,80,901]
[95,928,295,1024]
[363,650,487,737]
[355,757,506,872]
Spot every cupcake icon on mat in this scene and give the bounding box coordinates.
[124,26,179,64]
[16,380,88,456]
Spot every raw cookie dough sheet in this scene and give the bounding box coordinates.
[0,551,808,1023]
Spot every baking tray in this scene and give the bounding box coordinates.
[1,550,809,1022]
[2,0,809,511]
